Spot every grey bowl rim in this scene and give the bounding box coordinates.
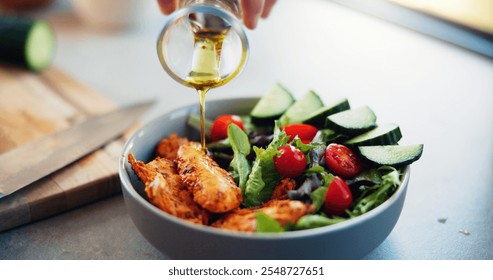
[118,97,410,240]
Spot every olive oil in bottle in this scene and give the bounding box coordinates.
[185,29,239,149]
[156,2,249,151]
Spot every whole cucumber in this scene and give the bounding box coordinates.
[0,16,55,71]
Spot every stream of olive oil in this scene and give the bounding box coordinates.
[185,30,234,150]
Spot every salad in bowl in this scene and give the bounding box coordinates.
[120,83,423,259]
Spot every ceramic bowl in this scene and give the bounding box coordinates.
[119,97,410,259]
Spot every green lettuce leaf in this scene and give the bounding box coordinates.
[290,137,319,153]
[348,166,401,217]
[244,125,289,206]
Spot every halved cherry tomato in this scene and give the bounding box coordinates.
[273,145,307,178]
[325,143,362,179]
[282,124,318,144]
[324,176,352,216]
[210,115,244,142]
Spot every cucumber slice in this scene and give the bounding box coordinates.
[279,90,324,125]
[325,106,376,135]
[358,144,424,167]
[0,17,55,71]
[303,98,350,127]
[251,83,295,125]
[345,123,402,146]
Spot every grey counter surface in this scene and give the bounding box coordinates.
[1,0,492,260]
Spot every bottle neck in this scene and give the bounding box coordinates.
[179,0,242,19]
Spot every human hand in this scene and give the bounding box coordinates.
[157,0,276,29]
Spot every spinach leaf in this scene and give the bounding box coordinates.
[228,123,251,192]
[295,214,346,230]
[310,186,327,212]
[346,167,382,188]
[305,165,325,175]
[187,114,212,135]
[207,138,231,150]
[256,212,284,233]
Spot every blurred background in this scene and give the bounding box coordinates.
[1,0,491,117]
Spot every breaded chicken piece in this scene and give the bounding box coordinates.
[271,178,297,200]
[212,200,313,232]
[155,133,189,160]
[211,208,257,232]
[128,153,209,225]
[176,142,242,213]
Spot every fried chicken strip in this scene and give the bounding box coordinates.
[212,200,313,232]
[155,133,189,160]
[176,142,242,213]
[128,153,209,225]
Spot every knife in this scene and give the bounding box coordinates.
[0,101,153,199]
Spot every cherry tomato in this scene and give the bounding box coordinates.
[273,145,307,178]
[210,115,244,142]
[325,143,362,179]
[282,124,318,144]
[324,176,352,216]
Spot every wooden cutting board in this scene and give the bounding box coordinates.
[0,65,134,232]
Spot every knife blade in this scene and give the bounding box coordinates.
[0,101,153,199]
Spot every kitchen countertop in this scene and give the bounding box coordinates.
[1,0,492,260]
